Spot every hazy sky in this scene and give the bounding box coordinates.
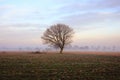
[0,0,120,47]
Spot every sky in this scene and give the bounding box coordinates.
[0,0,120,50]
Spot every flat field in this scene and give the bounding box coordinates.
[0,51,120,80]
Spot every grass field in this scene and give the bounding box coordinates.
[0,52,120,80]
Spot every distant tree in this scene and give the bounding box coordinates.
[41,24,74,54]
[112,46,116,51]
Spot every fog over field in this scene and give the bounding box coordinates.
[0,45,120,52]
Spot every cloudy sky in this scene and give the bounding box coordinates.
[0,0,120,48]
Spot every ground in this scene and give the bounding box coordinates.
[0,51,120,80]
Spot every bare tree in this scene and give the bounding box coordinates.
[41,24,74,54]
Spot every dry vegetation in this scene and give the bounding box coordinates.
[0,51,120,80]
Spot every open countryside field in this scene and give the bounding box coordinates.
[0,52,120,80]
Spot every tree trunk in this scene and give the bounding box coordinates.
[60,48,63,54]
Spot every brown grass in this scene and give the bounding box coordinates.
[0,51,120,80]
[0,51,120,56]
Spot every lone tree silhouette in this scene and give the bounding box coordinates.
[41,24,74,54]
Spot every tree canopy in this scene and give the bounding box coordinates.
[41,24,74,53]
